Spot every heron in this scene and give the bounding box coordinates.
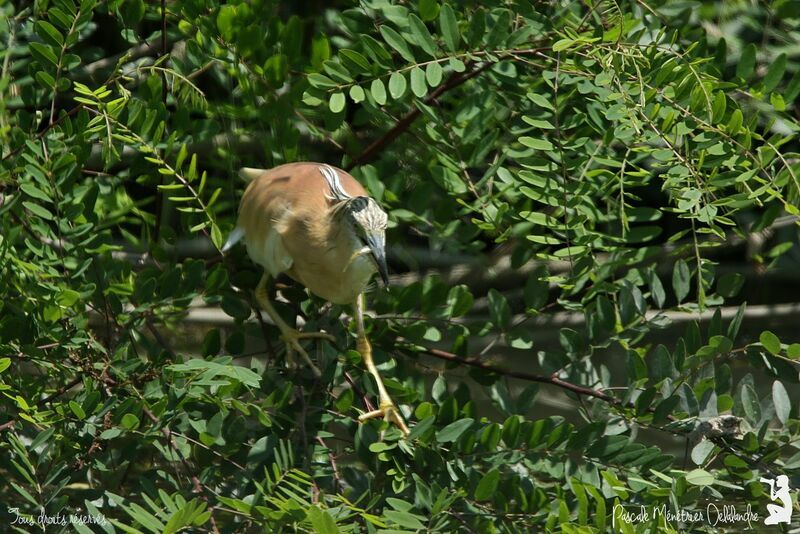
[223,162,409,435]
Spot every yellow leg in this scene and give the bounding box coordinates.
[255,273,332,377]
[353,294,409,436]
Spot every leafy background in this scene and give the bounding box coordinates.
[1,0,800,531]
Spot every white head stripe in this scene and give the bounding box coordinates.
[320,164,351,202]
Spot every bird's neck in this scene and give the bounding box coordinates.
[329,213,376,279]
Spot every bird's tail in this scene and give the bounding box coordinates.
[222,226,244,253]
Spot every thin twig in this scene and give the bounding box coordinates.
[416,345,616,403]
[316,436,342,493]
[2,106,83,162]
[142,407,221,534]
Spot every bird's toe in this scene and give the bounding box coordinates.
[295,331,335,342]
[280,332,322,377]
[358,402,409,436]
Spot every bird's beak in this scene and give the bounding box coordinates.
[365,234,389,287]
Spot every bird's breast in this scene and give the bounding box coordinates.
[291,249,376,305]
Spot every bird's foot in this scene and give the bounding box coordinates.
[280,329,334,378]
[359,399,410,436]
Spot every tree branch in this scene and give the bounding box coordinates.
[412,343,773,472]
[416,345,617,403]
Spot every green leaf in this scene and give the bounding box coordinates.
[418,0,439,21]
[20,182,51,201]
[760,331,781,355]
[329,92,346,113]
[407,415,435,440]
[672,259,690,303]
[388,72,407,99]
[527,92,554,110]
[307,506,340,534]
[649,271,666,308]
[764,53,787,92]
[379,25,416,63]
[11,482,38,506]
[487,289,511,329]
[552,38,575,52]
[727,302,746,340]
[410,66,427,97]
[216,5,236,39]
[559,328,583,355]
[386,498,413,512]
[48,7,73,30]
[339,49,371,74]
[221,293,250,321]
[711,91,726,124]
[35,20,64,47]
[446,285,473,317]
[121,413,140,430]
[786,70,800,102]
[736,44,756,80]
[773,381,791,425]
[787,344,800,359]
[57,288,81,306]
[100,428,122,440]
[520,137,553,151]
[741,385,761,424]
[370,78,387,105]
[485,9,510,48]
[426,61,443,87]
[727,108,743,135]
[449,56,466,72]
[167,359,262,388]
[323,60,352,83]
[120,0,146,27]
[474,468,500,501]
[648,344,673,381]
[0,358,10,374]
[522,116,555,129]
[466,8,486,46]
[35,70,56,89]
[69,400,86,420]
[717,273,744,298]
[408,14,437,57]
[349,84,366,103]
[29,42,59,66]
[436,418,474,442]
[23,201,54,220]
[308,73,338,90]
[438,3,460,52]
[385,510,426,530]
[691,440,715,466]
[685,468,714,486]
[771,92,786,111]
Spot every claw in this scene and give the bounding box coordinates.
[359,400,410,436]
[280,329,332,377]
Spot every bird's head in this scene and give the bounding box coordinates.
[320,164,390,287]
[343,196,389,286]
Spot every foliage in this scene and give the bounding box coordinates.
[1,0,800,531]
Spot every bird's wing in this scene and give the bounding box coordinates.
[252,224,293,277]
[239,199,294,277]
[237,167,296,275]
[235,162,370,276]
